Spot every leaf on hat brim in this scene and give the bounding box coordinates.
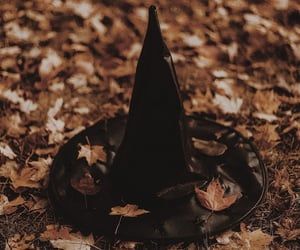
[70,170,101,195]
[195,179,239,211]
[77,144,106,166]
[110,204,150,217]
[192,137,227,156]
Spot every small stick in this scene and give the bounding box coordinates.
[114,216,123,235]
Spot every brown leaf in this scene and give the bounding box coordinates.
[40,224,94,250]
[194,179,239,211]
[255,124,280,149]
[0,195,25,215]
[212,224,273,249]
[240,224,273,249]
[70,170,100,195]
[192,137,227,156]
[253,90,280,114]
[110,204,150,217]
[6,233,35,250]
[77,144,106,166]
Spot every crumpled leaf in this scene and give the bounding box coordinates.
[195,179,239,211]
[0,158,51,189]
[110,204,150,217]
[0,142,16,159]
[70,170,100,195]
[213,224,273,249]
[5,234,35,250]
[192,137,227,156]
[77,144,106,166]
[40,224,94,250]
[0,195,25,215]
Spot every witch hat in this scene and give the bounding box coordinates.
[49,6,267,241]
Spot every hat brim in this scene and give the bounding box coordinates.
[48,115,267,241]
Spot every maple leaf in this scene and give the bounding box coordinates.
[77,144,106,166]
[109,204,150,217]
[194,179,239,211]
[213,94,243,114]
[192,137,227,156]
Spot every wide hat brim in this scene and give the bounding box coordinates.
[48,115,267,241]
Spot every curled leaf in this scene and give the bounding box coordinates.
[70,170,100,195]
[192,137,227,156]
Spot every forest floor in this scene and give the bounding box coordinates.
[0,0,300,249]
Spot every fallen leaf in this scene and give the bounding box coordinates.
[0,159,50,189]
[240,224,273,249]
[110,204,150,217]
[5,234,35,250]
[253,91,280,114]
[213,94,243,114]
[195,179,239,211]
[70,170,100,195]
[39,49,63,79]
[0,195,25,215]
[41,224,94,250]
[192,138,227,156]
[0,142,16,159]
[276,227,300,241]
[77,144,106,166]
[66,0,94,19]
[255,124,280,149]
[212,224,273,249]
[182,34,204,47]
[252,112,277,122]
[1,89,38,114]
[1,113,27,137]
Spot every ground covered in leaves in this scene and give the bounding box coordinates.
[0,0,300,249]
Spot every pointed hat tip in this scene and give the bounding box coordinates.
[149,5,157,14]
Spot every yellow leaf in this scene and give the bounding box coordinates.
[110,204,150,217]
[77,144,106,166]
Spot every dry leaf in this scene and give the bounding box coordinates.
[0,142,16,159]
[276,227,300,241]
[255,124,280,149]
[77,144,106,166]
[239,224,273,250]
[213,94,243,114]
[195,179,239,211]
[39,50,62,79]
[110,204,150,217]
[41,224,94,250]
[0,159,50,189]
[192,138,227,156]
[253,91,280,114]
[0,195,25,215]
[5,234,35,250]
[70,170,100,195]
[182,34,204,47]
[212,224,273,249]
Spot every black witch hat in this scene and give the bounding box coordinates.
[49,6,267,241]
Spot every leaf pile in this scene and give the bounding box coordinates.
[0,0,299,248]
